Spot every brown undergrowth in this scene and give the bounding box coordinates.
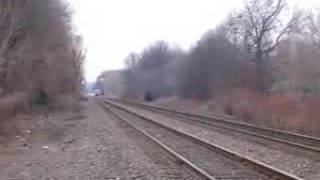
[0,93,29,129]
[219,88,320,136]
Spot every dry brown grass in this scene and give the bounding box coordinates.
[221,88,320,136]
[49,94,82,112]
[0,93,30,135]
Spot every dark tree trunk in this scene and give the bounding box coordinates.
[255,56,271,94]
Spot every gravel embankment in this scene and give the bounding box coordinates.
[0,100,196,180]
[116,102,320,180]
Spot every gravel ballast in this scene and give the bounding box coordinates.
[0,100,196,180]
[116,101,320,180]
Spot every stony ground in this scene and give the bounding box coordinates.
[115,101,320,180]
[0,99,194,180]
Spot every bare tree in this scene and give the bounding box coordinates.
[177,29,242,100]
[0,0,84,106]
[0,0,27,95]
[272,10,320,95]
[122,41,180,100]
[228,0,300,92]
[124,53,139,68]
[306,11,320,47]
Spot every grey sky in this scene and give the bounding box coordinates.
[68,0,318,81]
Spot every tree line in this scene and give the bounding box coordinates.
[0,0,84,106]
[121,0,320,101]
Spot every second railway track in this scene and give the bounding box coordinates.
[110,98,320,153]
[101,99,303,180]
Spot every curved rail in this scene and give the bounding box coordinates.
[110,98,320,153]
[103,99,304,180]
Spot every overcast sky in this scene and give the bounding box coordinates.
[68,0,318,81]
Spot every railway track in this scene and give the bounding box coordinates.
[101,99,303,180]
[98,101,199,180]
[109,98,320,153]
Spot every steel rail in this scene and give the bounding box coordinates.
[98,100,216,180]
[104,99,304,180]
[110,98,320,153]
